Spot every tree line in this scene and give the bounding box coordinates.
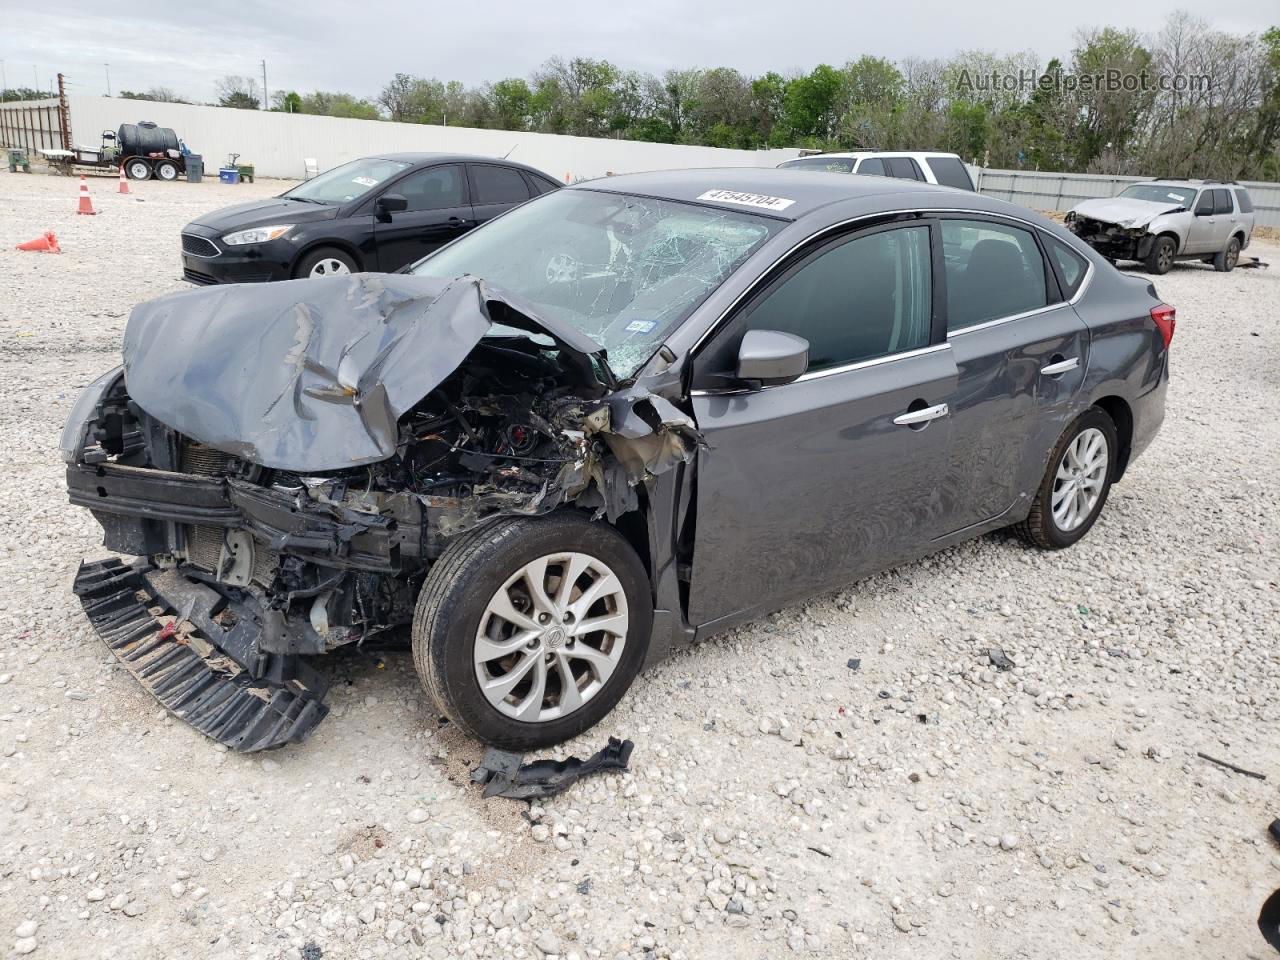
[50,11,1280,179]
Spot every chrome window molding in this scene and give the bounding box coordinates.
[690,343,952,396]
[686,206,1094,359]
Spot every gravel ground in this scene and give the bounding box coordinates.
[1,170,1278,960]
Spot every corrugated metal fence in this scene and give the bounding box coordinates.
[975,168,1280,228]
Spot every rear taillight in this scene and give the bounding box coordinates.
[1151,303,1176,348]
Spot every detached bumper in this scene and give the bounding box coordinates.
[73,558,329,752]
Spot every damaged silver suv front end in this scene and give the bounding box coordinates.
[63,273,696,751]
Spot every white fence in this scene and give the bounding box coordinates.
[55,96,800,182]
[975,168,1280,229]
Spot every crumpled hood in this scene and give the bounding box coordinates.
[122,273,607,472]
[1071,197,1183,229]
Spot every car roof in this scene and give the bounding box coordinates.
[572,167,973,221]
[369,152,558,178]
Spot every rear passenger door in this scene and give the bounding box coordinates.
[936,216,1091,536]
[884,157,925,181]
[1211,188,1237,250]
[466,163,533,227]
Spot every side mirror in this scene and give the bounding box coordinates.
[376,194,408,218]
[736,330,809,387]
[1194,205,1214,217]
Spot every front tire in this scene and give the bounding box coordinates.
[412,513,652,750]
[1015,408,1117,550]
[1214,236,1240,272]
[294,246,357,279]
[1144,236,1175,275]
[125,158,152,181]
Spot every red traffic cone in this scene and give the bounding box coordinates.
[118,165,130,195]
[15,231,61,253]
[77,176,97,216]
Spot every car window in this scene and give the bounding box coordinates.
[1194,191,1215,215]
[857,157,887,177]
[470,164,531,204]
[1044,235,1089,300]
[392,164,465,212]
[783,157,856,173]
[726,225,933,373]
[1212,188,1234,215]
[1235,189,1254,213]
[926,157,975,191]
[942,220,1048,331]
[885,157,924,180]
[527,174,561,195]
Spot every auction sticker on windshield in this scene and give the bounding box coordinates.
[352,176,379,188]
[696,189,795,212]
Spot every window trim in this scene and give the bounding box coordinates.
[690,216,942,390]
[685,207,1094,368]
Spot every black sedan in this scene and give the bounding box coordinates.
[179,153,561,285]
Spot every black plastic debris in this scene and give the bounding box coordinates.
[846,658,861,672]
[988,647,1015,671]
[1270,819,1280,847]
[1197,751,1267,781]
[470,737,634,800]
[1259,887,1280,952]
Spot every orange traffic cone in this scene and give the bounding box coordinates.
[564,171,571,183]
[15,231,61,253]
[118,165,130,195]
[77,176,96,216]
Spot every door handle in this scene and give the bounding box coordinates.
[893,402,949,426]
[1040,357,1079,376]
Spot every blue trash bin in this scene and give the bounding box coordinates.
[218,168,241,185]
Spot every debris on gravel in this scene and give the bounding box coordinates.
[0,170,1278,959]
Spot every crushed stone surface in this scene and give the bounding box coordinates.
[1,169,1278,959]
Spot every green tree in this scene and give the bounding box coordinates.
[487,78,534,130]
[780,64,843,145]
[216,75,260,110]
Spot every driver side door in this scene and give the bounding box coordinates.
[686,221,958,630]
[373,163,472,271]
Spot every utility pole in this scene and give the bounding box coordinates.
[1,61,7,103]
[105,63,111,97]
[261,60,268,110]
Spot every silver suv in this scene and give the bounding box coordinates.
[1066,179,1255,274]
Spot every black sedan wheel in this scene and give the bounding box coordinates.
[412,513,651,750]
[294,246,357,279]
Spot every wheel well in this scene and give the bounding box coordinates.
[1155,231,1180,253]
[1093,396,1133,480]
[1231,230,1246,245]
[608,508,652,582]
[293,241,363,277]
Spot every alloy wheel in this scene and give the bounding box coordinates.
[473,552,628,723]
[1051,427,1109,532]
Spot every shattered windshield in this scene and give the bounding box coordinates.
[1118,184,1195,207]
[410,189,781,376]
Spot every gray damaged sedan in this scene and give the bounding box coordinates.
[63,171,1173,752]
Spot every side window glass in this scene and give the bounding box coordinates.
[1234,189,1254,213]
[857,157,886,177]
[1212,188,1233,215]
[1194,191,1214,215]
[926,157,975,190]
[470,164,531,204]
[941,220,1048,331]
[1045,235,1088,300]
[393,164,465,212]
[733,225,933,372]
[885,157,915,179]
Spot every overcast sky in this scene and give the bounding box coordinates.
[4,1,1274,103]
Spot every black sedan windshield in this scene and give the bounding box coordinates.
[411,189,780,376]
[283,157,411,204]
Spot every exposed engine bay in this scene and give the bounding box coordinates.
[64,273,698,750]
[1065,213,1157,262]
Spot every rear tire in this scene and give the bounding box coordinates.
[1015,408,1118,550]
[154,159,179,181]
[125,158,152,181]
[1214,236,1240,273]
[412,513,652,750]
[1144,236,1175,275]
[293,246,357,279]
